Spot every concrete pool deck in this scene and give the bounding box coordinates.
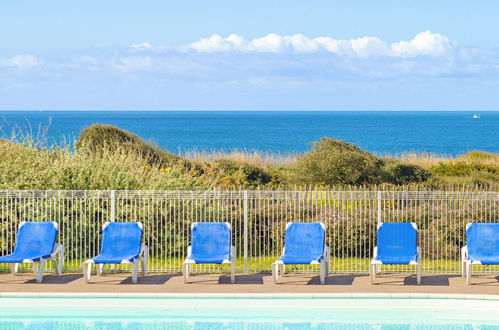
[1,273,499,295]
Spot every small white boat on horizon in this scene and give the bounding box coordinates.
[473,114,480,119]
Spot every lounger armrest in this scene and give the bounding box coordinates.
[417,246,422,263]
[51,243,64,258]
[186,246,192,259]
[461,246,468,260]
[372,246,378,259]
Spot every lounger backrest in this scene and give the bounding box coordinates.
[13,222,58,257]
[100,222,143,256]
[377,222,417,259]
[191,222,231,260]
[283,222,325,260]
[467,223,499,260]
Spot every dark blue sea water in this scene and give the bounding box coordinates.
[0,111,497,155]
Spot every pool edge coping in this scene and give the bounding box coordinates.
[1,292,499,300]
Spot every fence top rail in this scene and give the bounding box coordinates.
[0,190,497,200]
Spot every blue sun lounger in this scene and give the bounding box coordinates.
[82,222,148,284]
[0,221,64,283]
[462,223,499,284]
[184,222,236,283]
[272,222,330,284]
[370,222,421,285]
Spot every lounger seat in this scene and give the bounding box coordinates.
[91,253,140,264]
[468,258,499,265]
[0,253,55,263]
[188,256,230,264]
[0,221,64,283]
[279,256,324,265]
[370,222,421,285]
[374,255,417,265]
[184,222,236,283]
[82,222,148,284]
[273,222,330,284]
[462,223,499,284]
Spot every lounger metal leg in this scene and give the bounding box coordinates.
[141,248,148,276]
[370,264,374,284]
[272,263,279,283]
[325,247,331,277]
[132,260,139,284]
[462,259,466,278]
[417,264,421,285]
[369,264,374,284]
[320,261,325,285]
[96,264,103,276]
[230,261,235,284]
[55,249,64,276]
[466,261,471,285]
[183,263,190,283]
[10,263,18,276]
[83,262,92,283]
[36,260,45,283]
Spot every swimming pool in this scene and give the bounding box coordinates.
[1,294,498,329]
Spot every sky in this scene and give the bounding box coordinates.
[1,1,499,111]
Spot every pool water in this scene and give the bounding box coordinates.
[1,297,498,329]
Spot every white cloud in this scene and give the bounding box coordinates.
[186,31,458,58]
[391,31,455,58]
[1,55,41,69]
[187,34,245,52]
[130,42,153,50]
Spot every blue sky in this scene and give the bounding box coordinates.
[1,1,498,110]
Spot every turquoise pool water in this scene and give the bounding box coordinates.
[1,296,499,329]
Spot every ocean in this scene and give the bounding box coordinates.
[0,111,497,155]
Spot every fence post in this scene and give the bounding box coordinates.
[243,190,248,273]
[377,191,382,226]
[110,190,116,222]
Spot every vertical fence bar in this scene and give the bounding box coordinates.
[110,190,116,222]
[243,190,249,273]
[377,190,382,225]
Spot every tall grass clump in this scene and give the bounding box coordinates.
[0,137,207,190]
[76,124,199,171]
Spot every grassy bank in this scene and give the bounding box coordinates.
[0,124,497,190]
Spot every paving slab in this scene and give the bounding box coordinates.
[1,273,499,295]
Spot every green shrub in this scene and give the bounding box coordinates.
[294,138,384,185]
[215,159,272,186]
[381,162,432,184]
[431,161,497,176]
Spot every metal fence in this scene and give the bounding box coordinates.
[0,189,498,274]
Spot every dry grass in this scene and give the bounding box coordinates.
[379,152,453,169]
[0,139,209,190]
[182,149,301,167]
